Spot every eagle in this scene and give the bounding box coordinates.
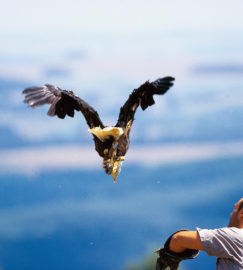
[23,76,174,182]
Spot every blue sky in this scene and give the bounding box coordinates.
[1,2,243,270]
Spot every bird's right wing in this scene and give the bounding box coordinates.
[23,84,104,129]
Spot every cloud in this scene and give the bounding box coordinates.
[0,141,243,175]
[0,111,82,141]
[2,76,243,144]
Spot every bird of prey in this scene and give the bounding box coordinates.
[23,76,174,182]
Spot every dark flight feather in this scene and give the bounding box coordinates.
[23,84,104,128]
[115,76,174,156]
[116,76,174,127]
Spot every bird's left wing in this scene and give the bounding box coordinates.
[114,76,174,157]
[116,76,175,128]
[23,84,104,129]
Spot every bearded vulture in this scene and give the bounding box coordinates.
[23,76,174,182]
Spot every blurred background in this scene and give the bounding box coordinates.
[0,0,243,269]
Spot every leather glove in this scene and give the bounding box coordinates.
[155,230,199,270]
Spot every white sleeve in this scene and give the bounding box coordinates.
[197,227,243,259]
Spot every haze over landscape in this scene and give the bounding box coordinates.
[0,1,243,269]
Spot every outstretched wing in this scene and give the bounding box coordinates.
[116,76,175,128]
[115,76,174,157]
[23,84,107,157]
[23,84,104,129]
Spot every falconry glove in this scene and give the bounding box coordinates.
[155,230,199,270]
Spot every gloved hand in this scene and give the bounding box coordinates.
[155,230,199,270]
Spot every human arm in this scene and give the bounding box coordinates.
[169,230,205,253]
[155,230,200,270]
